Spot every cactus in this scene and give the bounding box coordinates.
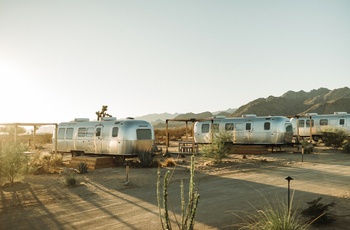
[157,156,200,230]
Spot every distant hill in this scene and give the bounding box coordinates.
[135,112,179,123]
[231,87,350,117]
[139,87,350,129]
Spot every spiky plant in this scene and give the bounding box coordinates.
[77,162,88,174]
[157,156,200,230]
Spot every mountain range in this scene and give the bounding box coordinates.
[135,87,350,128]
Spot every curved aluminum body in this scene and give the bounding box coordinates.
[53,118,155,155]
[194,115,293,145]
[290,112,350,138]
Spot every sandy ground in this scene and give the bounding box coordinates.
[1,145,350,230]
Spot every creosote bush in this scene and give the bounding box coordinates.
[202,131,232,163]
[0,142,29,186]
[321,128,348,149]
[138,150,155,167]
[29,152,63,174]
[63,169,77,186]
[342,140,350,153]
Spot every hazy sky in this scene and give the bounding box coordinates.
[1,0,349,123]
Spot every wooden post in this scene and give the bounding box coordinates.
[165,119,169,154]
[192,122,195,154]
[33,125,36,149]
[185,121,188,142]
[14,124,17,143]
[309,116,312,143]
[54,124,58,153]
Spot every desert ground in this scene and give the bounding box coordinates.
[1,144,350,230]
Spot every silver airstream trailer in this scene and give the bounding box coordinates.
[194,115,293,146]
[53,117,155,158]
[290,112,350,141]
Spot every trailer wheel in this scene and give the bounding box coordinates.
[138,151,155,167]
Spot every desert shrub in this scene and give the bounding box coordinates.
[138,150,155,167]
[0,142,29,186]
[162,157,176,167]
[321,128,348,149]
[157,156,200,230]
[77,162,88,174]
[64,172,77,186]
[234,194,309,230]
[301,197,335,226]
[342,141,350,153]
[202,131,232,163]
[29,153,63,174]
[301,140,314,154]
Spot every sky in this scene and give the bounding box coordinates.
[0,0,349,124]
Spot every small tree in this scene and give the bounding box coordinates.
[0,142,29,186]
[96,105,112,121]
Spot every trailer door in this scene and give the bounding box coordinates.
[244,122,253,144]
[95,125,103,153]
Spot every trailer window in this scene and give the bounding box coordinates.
[58,128,65,139]
[306,120,314,127]
[225,123,234,131]
[137,129,152,140]
[298,120,305,127]
[201,124,209,133]
[286,124,293,132]
[86,127,94,137]
[96,127,101,137]
[320,119,328,126]
[112,127,119,137]
[340,119,345,126]
[246,123,251,131]
[66,128,73,139]
[213,123,219,133]
[264,122,270,130]
[78,127,86,137]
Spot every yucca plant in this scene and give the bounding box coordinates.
[234,192,309,230]
[77,162,88,174]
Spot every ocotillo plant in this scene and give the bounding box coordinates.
[157,156,200,230]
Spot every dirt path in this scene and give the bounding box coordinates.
[1,147,350,229]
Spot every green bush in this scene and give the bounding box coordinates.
[321,128,348,149]
[64,172,77,186]
[0,142,29,186]
[342,141,350,153]
[202,131,232,163]
[138,150,155,167]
